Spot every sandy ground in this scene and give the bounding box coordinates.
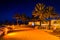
[3,28,60,40]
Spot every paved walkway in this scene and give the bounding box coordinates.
[3,29,60,40]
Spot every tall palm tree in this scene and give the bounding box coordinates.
[21,13,27,24]
[13,13,21,25]
[45,6,58,29]
[32,3,45,26]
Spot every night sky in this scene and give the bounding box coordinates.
[0,0,60,21]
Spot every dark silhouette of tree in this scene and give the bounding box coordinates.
[45,6,59,29]
[32,3,45,26]
[21,13,27,24]
[13,13,21,25]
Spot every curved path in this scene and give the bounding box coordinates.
[3,28,60,40]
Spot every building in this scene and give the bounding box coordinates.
[51,19,60,28]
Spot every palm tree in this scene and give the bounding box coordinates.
[13,13,21,25]
[21,13,27,24]
[45,6,58,29]
[32,3,45,26]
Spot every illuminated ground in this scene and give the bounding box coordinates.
[3,28,60,40]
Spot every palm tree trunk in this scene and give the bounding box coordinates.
[40,21,41,26]
[48,20,51,30]
[39,20,41,29]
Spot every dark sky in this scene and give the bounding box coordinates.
[0,0,60,21]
